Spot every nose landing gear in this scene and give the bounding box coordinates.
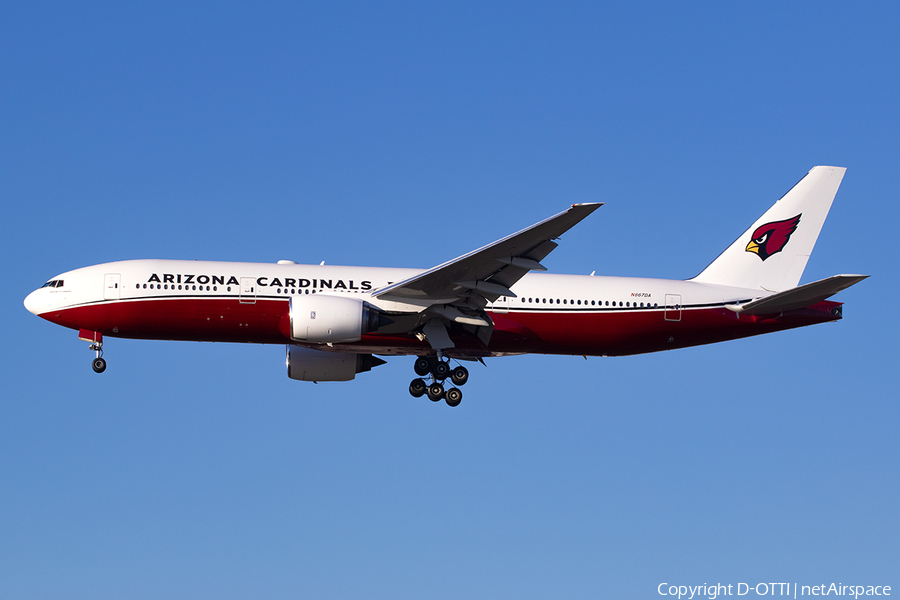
[408,354,468,407]
[92,354,107,373]
[90,342,106,373]
[80,329,107,373]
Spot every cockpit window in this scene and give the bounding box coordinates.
[40,280,64,288]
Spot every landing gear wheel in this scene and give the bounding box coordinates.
[445,387,462,407]
[92,357,107,373]
[450,366,469,386]
[433,361,451,380]
[427,383,445,402]
[409,378,427,398]
[414,357,433,376]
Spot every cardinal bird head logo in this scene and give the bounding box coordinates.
[745,214,801,261]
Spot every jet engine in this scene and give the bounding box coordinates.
[289,295,391,343]
[286,346,386,382]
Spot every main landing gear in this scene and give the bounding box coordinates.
[408,355,468,407]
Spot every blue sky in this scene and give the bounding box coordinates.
[2,2,898,598]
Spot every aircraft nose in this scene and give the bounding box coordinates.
[24,289,42,315]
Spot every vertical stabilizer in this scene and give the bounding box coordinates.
[690,166,846,292]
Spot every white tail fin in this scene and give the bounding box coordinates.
[690,166,846,292]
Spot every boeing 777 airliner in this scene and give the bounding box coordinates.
[25,166,866,406]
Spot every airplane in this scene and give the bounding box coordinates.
[24,166,866,407]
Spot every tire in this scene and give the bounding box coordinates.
[92,357,107,373]
[409,378,427,397]
[427,383,444,402]
[414,357,432,376]
[445,387,462,407]
[433,361,451,380]
[450,366,469,386]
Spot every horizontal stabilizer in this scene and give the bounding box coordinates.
[727,274,868,315]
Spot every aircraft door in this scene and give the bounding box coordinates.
[240,277,257,304]
[104,273,121,300]
[664,294,682,321]
[493,296,509,314]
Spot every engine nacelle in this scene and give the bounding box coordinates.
[289,295,388,343]
[286,346,386,382]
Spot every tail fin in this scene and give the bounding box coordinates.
[690,166,846,292]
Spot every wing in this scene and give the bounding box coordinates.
[373,203,602,314]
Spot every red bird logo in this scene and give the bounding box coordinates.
[745,214,801,261]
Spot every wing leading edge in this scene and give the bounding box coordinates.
[373,203,603,306]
